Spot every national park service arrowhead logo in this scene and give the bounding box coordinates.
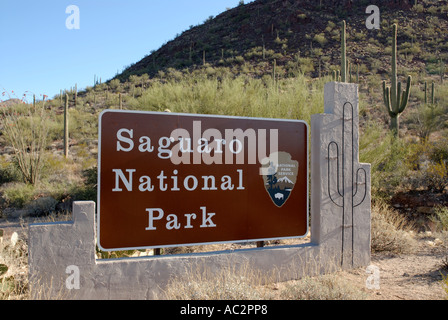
[260,152,299,208]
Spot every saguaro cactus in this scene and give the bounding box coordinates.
[424,81,428,104]
[382,23,412,136]
[64,94,69,158]
[431,81,436,105]
[341,20,347,82]
[74,83,78,106]
[440,59,444,83]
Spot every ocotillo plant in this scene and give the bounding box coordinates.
[382,23,412,136]
[341,20,347,82]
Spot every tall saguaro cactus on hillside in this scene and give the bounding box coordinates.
[64,94,69,158]
[341,20,347,83]
[382,23,412,137]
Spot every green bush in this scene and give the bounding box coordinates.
[408,103,444,140]
[423,160,448,193]
[313,33,327,46]
[73,167,97,202]
[404,138,448,192]
[1,183,35,208]
[359,121,409,198]
[432,206,448,231]
[0,156,21,185]
[297,57,315,75]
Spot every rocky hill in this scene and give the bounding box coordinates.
[115,0,448,83]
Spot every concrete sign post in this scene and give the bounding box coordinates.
[28,82,371,300]
[311,82,371,269]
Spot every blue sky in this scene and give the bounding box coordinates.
[0,0,255,101]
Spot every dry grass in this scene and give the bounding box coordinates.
[0,233,28,299]
[442,273,448,300]
[161,261,367,300]
[161,263,275,300]
[279,274,367,300]
[371,201,419,254]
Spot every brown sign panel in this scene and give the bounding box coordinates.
[98,110,308,251]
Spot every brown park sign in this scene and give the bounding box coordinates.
[98,110,309,251]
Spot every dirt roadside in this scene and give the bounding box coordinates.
[338,241,447,300]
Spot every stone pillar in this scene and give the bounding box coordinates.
[311,82,371,269]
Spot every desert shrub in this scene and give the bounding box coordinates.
[244,46,264,60]
[432,206,448,232]
[428,138,448,163]
[108,79,121,93]
[359,122,409,198]
[405,138,448,192]
[40,153,66,177]
[0,156,21,184]
[313,33,327,46]
[405,140,431,171]
[413,3,424,13]
[25,196,58,216]
[126,72,324,124]
[423,160,448,193]
[297,57,315,75]
[408,103,444,140]
[68,108,100,142]
[73,167,97,202]
[371,201,418,254]
[234,56,245,64]
[0,183,35,209]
